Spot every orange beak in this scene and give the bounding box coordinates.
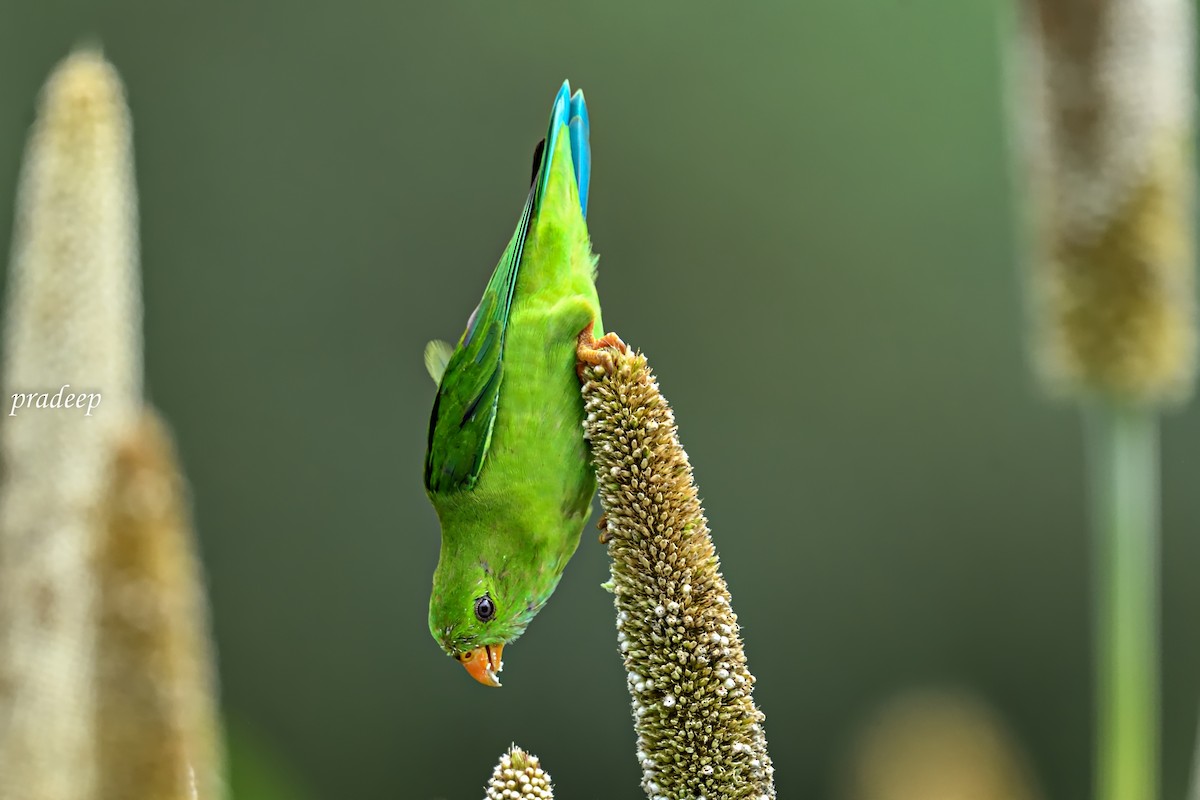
[456,644,504,687]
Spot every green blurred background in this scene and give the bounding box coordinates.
[1,2,1197,798]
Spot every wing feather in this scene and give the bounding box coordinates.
[424,187,535,493]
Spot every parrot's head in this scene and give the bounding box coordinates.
[428,546,564,688]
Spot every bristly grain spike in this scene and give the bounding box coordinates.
[581,343,775,800]
[482,745,554,800]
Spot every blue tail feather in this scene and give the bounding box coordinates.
[537,81,572,206]
[536,80,590,219]
[569,89,590,219]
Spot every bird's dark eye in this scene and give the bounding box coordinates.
[474,594,496,622]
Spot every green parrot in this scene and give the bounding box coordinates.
[423,81,620,687]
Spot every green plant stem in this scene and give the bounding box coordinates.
[1085,399,1159,800]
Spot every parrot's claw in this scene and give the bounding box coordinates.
[576,322,628,382]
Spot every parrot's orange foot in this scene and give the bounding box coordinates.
[576,322,628,382]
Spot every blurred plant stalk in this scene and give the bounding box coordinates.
[1190,706,1200,800]
[96,411,224,800]
[0,49,224,800]
[1012,3,1196,800]
[581,344,775,800]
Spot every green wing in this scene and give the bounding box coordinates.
[423,340,453,384]
[424,188,534,493]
